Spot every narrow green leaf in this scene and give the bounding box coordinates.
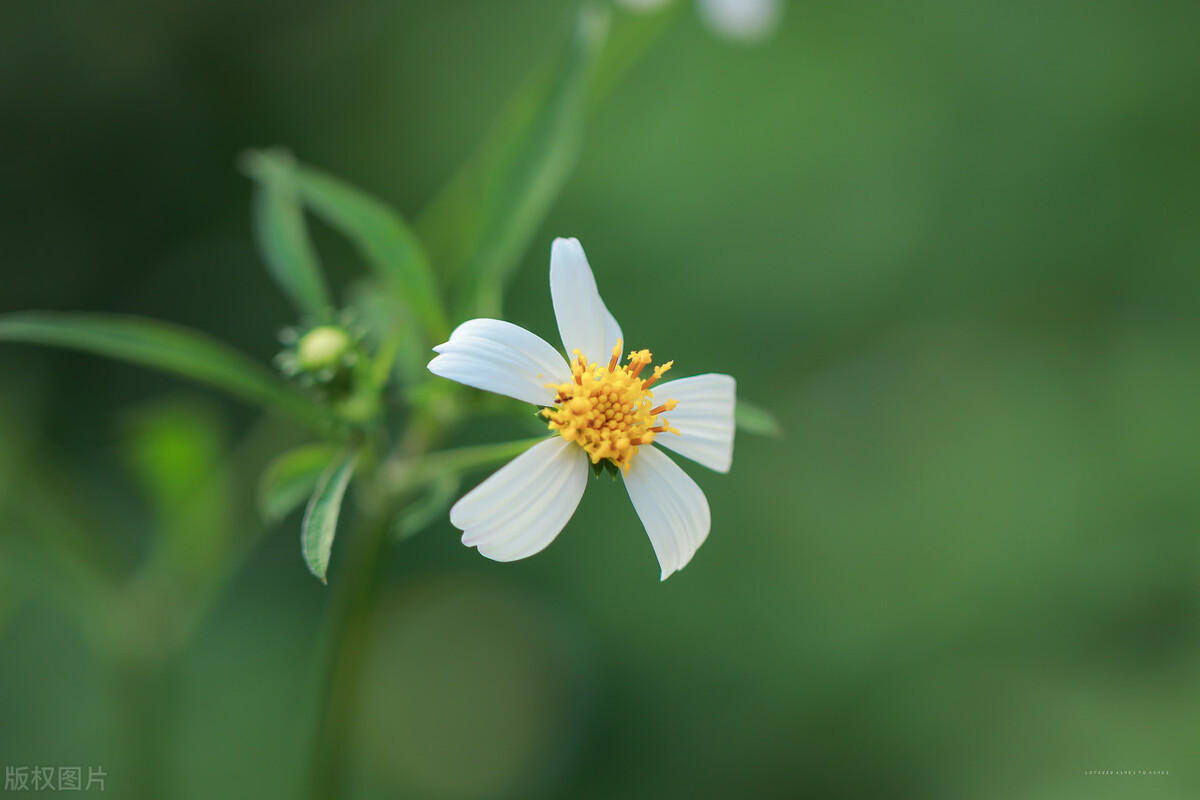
[0,312,330,433]
[301,449,359,583]
[736,399,784,438]
[247,149,448,343]
[416,3,610,318]
[294,163,448,341]
[259,442,341,525]
[243,150,333,318]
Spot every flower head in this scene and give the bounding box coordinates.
[542,344,678,473]
[428,238,735,579]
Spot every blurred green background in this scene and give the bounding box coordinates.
[2,0,1198,798]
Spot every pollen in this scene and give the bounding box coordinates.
[542,340,679,473]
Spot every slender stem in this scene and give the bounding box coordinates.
[306,418,435,798]
[306,509,391,799]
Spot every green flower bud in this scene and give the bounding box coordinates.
[297,325,352,371]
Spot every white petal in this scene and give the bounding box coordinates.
[697,0,782,42]
[450,437,589,562]
[550,237,623,364]
[428,318,570,406]
[652,373,736,473]
[622,445,711,580]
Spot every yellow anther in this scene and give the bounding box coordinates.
[642,360,673,389]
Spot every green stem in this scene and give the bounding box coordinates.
[306,419,434,798]
[307,510,391,799]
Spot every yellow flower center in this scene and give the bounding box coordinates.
[542,340,679,473]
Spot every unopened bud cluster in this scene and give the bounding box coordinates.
[275,315,364,392]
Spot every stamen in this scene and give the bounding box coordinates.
[642,361,673,389]
[543,344,679,472]
[649,399,678,416]
[627,351,651,379]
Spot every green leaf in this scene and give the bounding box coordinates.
[259,442,341,525]
[247,149,448,343]
[0,312,331,433]
[301,449,359,583]
[736,399,784,438]
[243,149,332,318]
[416,3,610,318]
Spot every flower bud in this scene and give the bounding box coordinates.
[297,325,352,371]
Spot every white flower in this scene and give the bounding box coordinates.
[616,0,783,44]
[428,238,736,580]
